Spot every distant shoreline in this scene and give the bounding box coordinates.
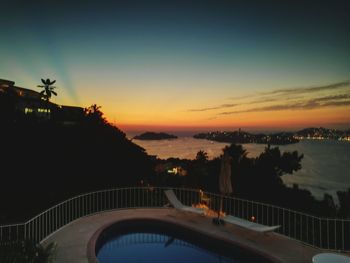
[127,127,350,143]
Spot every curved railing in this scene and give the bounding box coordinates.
[0,187,349,252]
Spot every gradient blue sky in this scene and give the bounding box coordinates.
[1,0,350,131]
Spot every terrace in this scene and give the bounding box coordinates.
[1,187,349,262]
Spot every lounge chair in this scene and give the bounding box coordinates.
[164,190,205,215]
[312,253,350,263]
[222,215,280,233]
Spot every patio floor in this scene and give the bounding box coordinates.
[41,208,337,263]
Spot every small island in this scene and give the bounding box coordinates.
[133,132,178,140]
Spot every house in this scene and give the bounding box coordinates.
[0,78,57,120]
[0,78,84,124]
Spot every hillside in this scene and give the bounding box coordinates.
[0,116,154,223]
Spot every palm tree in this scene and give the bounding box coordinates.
[37,78,57,101]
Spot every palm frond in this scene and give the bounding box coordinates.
[37,85,44,87]
[41,78,46,84]
[51,91,57,96]
[49,80,56,85]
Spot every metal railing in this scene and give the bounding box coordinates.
[200,190,350,252]
[0,187,349,252]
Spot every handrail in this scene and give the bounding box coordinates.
[0,187,349,252]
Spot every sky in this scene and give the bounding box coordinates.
[1,0,350,133]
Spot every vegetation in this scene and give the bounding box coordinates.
[0,241,56,263]
[0,93,154,223]
[37,79,57,101]
[154,145,350,218]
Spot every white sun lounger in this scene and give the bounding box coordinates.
[164,190,205,215]
[222,215,280,233]
[312,253,350,263]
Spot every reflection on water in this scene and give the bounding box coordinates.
[133,137,350,201]
[97,232,238,263]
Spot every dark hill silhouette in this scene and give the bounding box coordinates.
[0,103,154,223]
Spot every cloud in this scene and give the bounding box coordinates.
[219,94,350,115]
[188,103,237,112]
[186,80,350,114]
[247,96,304,104]
[187,96,298,113]
[312,94,350,103]
[227,94,253,100]
[261,80,350,96]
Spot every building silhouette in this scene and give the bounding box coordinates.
[0,78,84,124]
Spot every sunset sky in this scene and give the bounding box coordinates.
[1,0,350,132]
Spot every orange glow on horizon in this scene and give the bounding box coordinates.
[50,80,350,133]
[107,105,350,133]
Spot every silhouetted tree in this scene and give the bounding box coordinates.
[84,104,106,125]
[195,150,208,163]
[220,144,248,196]
[256,145,303,180]
[187,150,210,189]
[37,78,57,101]
[223,144,247,164]
[337,188,350,217]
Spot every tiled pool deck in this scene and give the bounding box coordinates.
[41,208,345,263]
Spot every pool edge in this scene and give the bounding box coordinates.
[87,217,282,263]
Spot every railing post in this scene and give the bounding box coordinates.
[294,212,296,238]
[39,215,42,241]
[341,220,345,250]
[283,208,285,235]
[262,204,264,224]
[334,219,337,250]
[319,218,322,248]
[327,218,329,249]
[306,215,308,244]
[56,206,58,231]
[312,216,315,246]
[288,210,291,237]
[36,218,38,243]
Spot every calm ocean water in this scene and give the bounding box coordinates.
[132,137,350,201]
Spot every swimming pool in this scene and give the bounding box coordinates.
[92,219,275,263]
[98,232,239,263]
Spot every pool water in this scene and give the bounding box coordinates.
[97,232,239,263]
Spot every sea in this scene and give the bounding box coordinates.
[130,135,350,203]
